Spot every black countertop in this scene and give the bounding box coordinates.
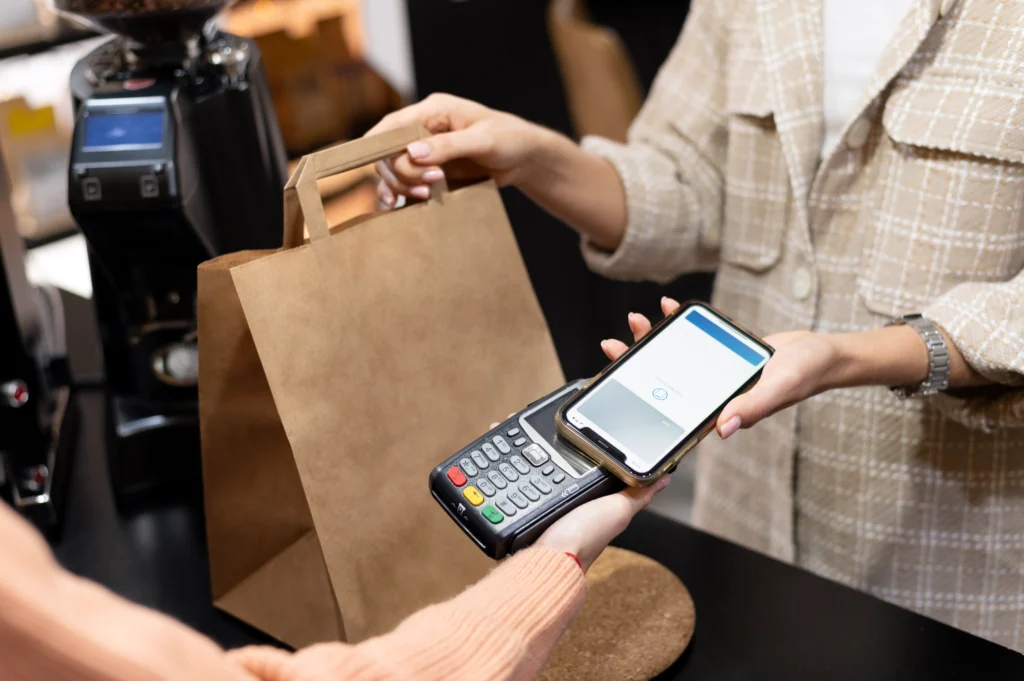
[49,291,1024,679]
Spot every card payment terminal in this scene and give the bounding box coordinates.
[430,380,622,559]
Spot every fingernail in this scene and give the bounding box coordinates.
[422,169,444,182]
[407,141,430,159]
[379,186,395,207]
[655,476,671,492]
[409,185,430,199]
[720,415,742,439]
[627,312,637,331]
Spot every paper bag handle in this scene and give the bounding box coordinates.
[282,124,447,248]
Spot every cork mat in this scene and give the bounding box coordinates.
[538,548,695,681]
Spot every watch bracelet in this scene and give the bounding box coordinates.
[888,315,951,398]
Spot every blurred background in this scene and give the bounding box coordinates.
[0,0,702,530]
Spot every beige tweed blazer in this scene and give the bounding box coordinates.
[581,0,1024,651]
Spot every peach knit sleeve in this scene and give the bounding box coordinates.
[0,502,586,681]
[229,548,586,681]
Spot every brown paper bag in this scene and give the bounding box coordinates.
[198,125,565,648]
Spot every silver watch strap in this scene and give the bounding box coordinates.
[887,314,950,398]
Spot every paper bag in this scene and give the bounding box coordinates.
[198,125,566,647]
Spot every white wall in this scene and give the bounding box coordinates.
[0,0,41,32]
[360,0,416,100]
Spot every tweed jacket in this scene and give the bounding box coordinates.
[581,0,1024,651]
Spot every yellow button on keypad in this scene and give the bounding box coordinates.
[463,486,484,506]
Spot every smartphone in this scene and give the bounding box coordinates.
[556,301,773,486]
[430,380,622,559]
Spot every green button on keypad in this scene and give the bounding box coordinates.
[481,505,504,524]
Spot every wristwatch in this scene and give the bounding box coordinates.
[887,314,951,398]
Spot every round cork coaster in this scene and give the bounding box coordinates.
[538,547,695,681]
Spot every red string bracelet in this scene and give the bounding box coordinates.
[565,552,584,572]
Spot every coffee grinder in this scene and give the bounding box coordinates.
[57,0,288,503]
[0,141,77,531]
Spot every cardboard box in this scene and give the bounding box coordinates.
[0,98,74,242]
[227,0,403,155]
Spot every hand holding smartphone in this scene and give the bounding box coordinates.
[556,302,773,486]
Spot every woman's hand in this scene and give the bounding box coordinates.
[534,477,670,571]
[365,94,546,207]
[601,298,848,439]
[365,94,630,250]
[486,415,669,571]
[712,330,842,437]
[602,297,992,437]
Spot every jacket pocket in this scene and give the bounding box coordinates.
[720,32,790,271]
[858,75,1024,316]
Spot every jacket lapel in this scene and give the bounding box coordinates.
[755,0,824,217]
[836,0,944,158]
[755,0,945,228]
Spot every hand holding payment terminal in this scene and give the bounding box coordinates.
[430,380,621,559]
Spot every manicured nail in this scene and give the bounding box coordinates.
[407,141,430,159]
[655,475,671,492]
[409,185,430,199]
[422,169,444,182]
[719,415,741,439]
[379,186,395,207]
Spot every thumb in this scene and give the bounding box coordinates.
[621,474,671,513]
[716,388,771,439]
[406,127,493,166]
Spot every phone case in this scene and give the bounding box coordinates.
[555,301,774,487]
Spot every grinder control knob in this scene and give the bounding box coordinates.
[1,380,29,408]
[151,341,199,387]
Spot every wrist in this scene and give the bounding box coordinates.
[564,552,585,572]
[516,125,572,192]
[827,327,930,389]
[534,525,584,558]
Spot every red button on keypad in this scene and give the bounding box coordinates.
[447,467,467,487]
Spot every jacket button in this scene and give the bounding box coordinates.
[846,117,871,149]
[791,266,813,300]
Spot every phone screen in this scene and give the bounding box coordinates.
[565,305,770,474]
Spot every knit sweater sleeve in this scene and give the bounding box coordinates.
[0,499,584,681]
[228,548,587,681]
[0,503,258,681]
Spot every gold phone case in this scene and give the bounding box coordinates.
[555,302,772,487]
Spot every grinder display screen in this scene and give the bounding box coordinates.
[84,111,164,150]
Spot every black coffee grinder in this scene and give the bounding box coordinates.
[0,141,77,531]
[58,0,287,503]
